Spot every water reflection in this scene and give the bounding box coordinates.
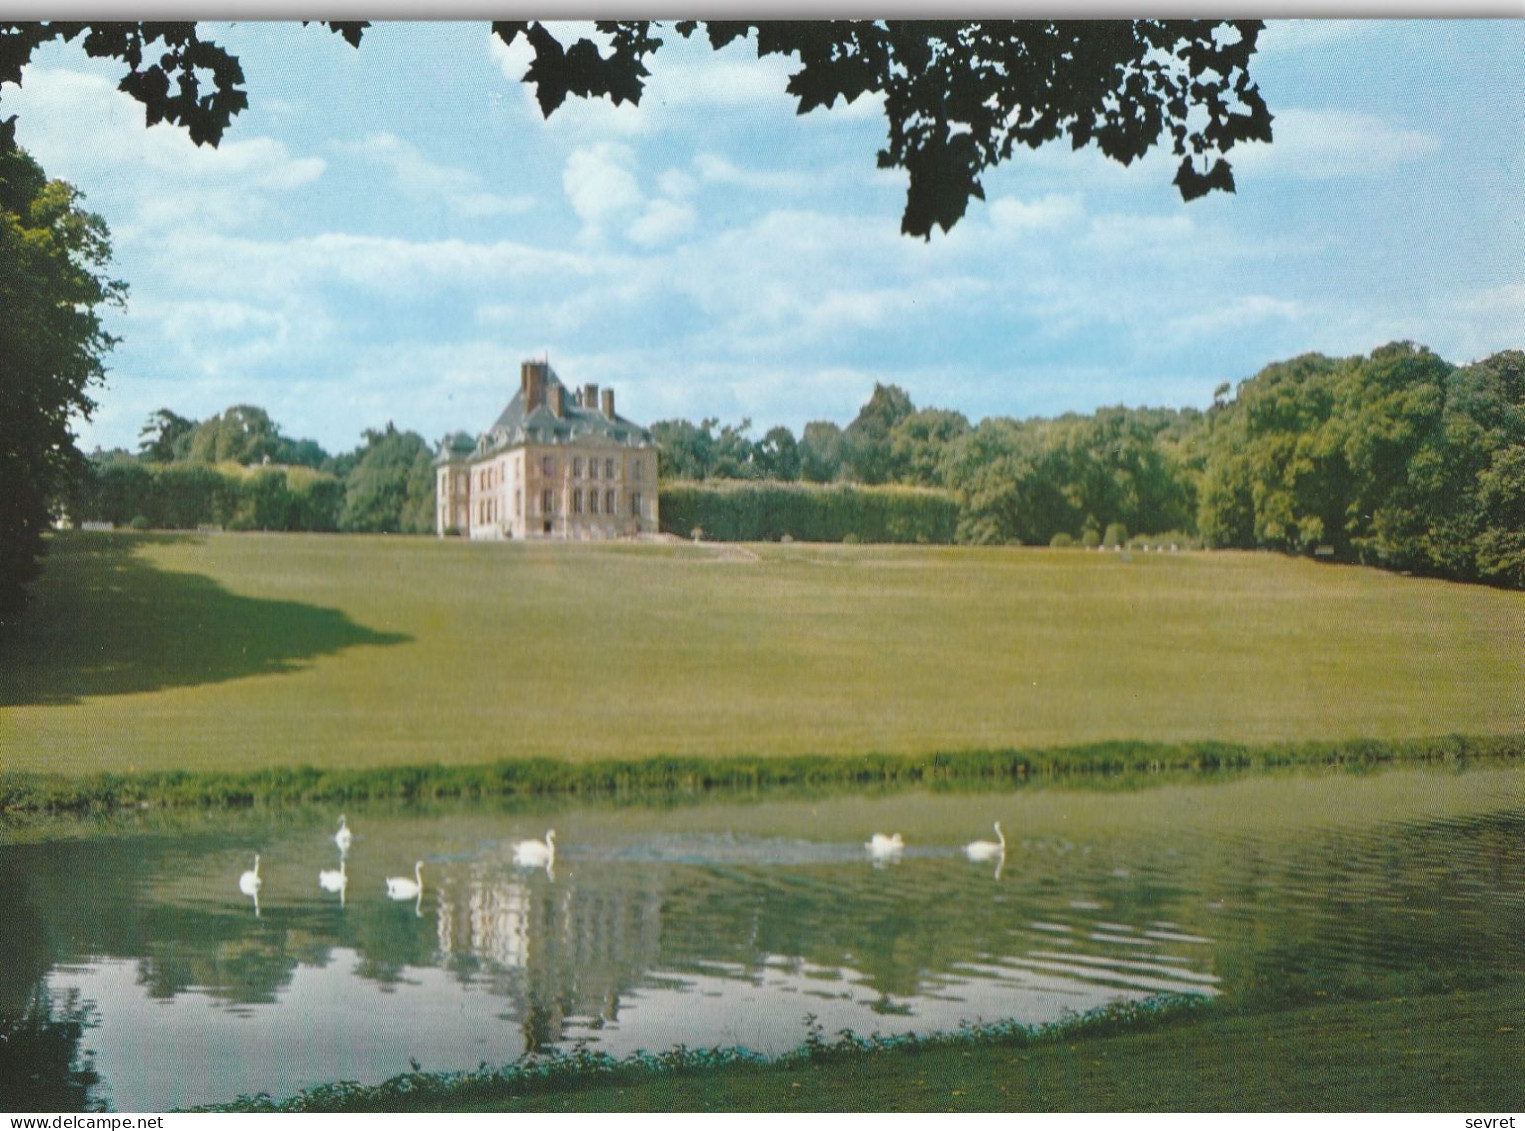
[317,859,347,906]
[3,762,1522,1111]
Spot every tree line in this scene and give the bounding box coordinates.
[40,344,1525,594]
[75,406,437,536]
[650,341,1524,588]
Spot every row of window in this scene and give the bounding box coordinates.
[547,456,646,481]
[461,490,648,526]
[445,457,650,495]
[540,489,644,519]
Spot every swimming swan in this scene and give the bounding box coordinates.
[514,830,556,868]
[319,859,348,905]
[334,815,353,854]
[866,833,904,859]
[386,861,424,900]
[964,822,1006,862]
[239,855,262,896]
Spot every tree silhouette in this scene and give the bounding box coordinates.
[0,20,1273,238]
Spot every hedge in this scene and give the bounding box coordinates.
[659,480,958,543]
[73,461,344,532]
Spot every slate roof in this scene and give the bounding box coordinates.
[435,369,656,466]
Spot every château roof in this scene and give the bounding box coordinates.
[435,367,656,466]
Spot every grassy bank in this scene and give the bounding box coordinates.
[3,532,1522,781]
[195,979,1525,1112]
[4,732,1522,813]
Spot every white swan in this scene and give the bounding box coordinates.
[965,821,1006,862]
[514,830,556,868]
[239,855,262,916]
[865,832,904,859]
[334,815,352,854]
[239,854,262,896]
[319,859,348,905]
[386,860,423,900]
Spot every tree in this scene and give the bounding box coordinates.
[650,417,718,480]
[338,423,434,534]
[842,383,916,484]
[799,421,845,483]
[0,20,1272,238]
[755,425,801,481]
[710,419,761,480]
[889,407,970,487]
[174,404,329,467]
[136,407,194,462]
[1473,445,1525,588]
[0,125,123,621]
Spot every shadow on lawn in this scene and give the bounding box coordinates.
[0,532,410,706]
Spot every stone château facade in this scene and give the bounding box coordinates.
[435,360,659,540]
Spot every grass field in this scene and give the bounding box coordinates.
[2,530,1521,778]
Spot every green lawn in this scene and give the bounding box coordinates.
[2,531,1521,777]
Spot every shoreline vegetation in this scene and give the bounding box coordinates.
[4,733,1523,815]
[189,974,1524,1113]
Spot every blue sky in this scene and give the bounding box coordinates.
[7,20,1523,456]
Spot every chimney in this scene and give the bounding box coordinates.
[549,382,565,417]
[521,360,548,412]
[601,388,615,418]
[584,383,598,411]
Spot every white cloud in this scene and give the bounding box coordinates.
[988,193,1084,235]
[563,142,644,234]
[1160,295,1304,346]
[1233,108,1440,181]
[693,153,812,195]
[343,133,533,218]
[1082,212,1196,253]
[629,198,696,246]
[9,67,324,234]
[142,229,598,308]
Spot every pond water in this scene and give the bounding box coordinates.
[3,762,1523,1111]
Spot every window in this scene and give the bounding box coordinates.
[515,490,521,517]
[589,458,598,480]
[542,455,554,476]
[573,457,583,477]
[633,459,642,481]
[605,458,615,479]
[631,491,642,518]
[588,490,598,515]
[573,488,583,514]
[606,489,615,515]
[542,488,553,515]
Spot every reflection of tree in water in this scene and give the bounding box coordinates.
[653,861,1081,998]
[134,907,304,1004]
[0,988,105,1112]
[1177,809,1525,1006]
[350,896,443,986]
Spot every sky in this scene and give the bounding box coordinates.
[6,19,1523,457]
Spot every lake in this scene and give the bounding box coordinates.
[3,761,1522,1111]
